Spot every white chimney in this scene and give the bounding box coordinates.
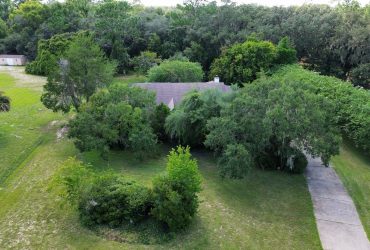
[214,76,220,83]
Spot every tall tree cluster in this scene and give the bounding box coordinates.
[0,0,369,84]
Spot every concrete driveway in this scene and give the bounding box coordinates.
[305,156,370,250]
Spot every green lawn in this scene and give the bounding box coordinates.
[113,74,148,85]
[331,142,370,238]
[0,69,64,184]
[0,68,322,249]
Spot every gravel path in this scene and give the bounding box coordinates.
[305,156,370,250]
[0,66,46,91]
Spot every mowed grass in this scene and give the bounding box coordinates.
[113,74,148,85]
[0,68,321,249]
[0,70,64,184]
[331,142,370,238]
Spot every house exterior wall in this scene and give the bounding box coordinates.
[0,56,26,66]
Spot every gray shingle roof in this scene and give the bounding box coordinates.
[133,82,231,106]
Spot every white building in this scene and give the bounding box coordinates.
[0,55,27,66]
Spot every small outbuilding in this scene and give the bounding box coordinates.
[0,55,27,66]
[133,81,231,110]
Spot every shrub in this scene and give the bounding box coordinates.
[0,91,10,112]
[52,157,94,205]
[56,148,202,231]
[78,174,153,227]
[151,146,201,231]
[148,60,204,82]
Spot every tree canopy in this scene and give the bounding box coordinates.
[41,35,116,112]
[165,89,230,146]
[1,0,368,86]
[270,64,370,152]
[210,37,297,85]
[68,83,158,159]
[205,79,341,178]
[148,60,204,82]
[210,39,277,85]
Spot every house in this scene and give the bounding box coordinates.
[133,79,231,110]
[0,55,27,66]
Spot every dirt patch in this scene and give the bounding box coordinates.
[56,126,69,141]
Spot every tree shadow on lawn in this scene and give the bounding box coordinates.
[86,216,208,246]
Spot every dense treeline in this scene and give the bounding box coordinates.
[0,0,369,86]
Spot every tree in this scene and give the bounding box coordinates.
[25,32,79,76]
[5,0,48,57]
[205,80,341,178]
[131,51,161,74]
[218,144,253,178]
[9,0,46,31]
[272,5,342,77]
[129,124,158,160]
[41,35,116,112]
[165,89,228,146]
[68,84,157,158]
[351,63,370,88]
[94,0,134,73]
[0,0,13,20]
[275,37,297,65]
[148,60,204,82]
[150,103,170,142]
[151,146,201,231]
[271,64,370,152]
[331,1,370,77]
[0,92,10,112]
[37,1,89,39]
[209,39,278,85]
[0,19,7,39]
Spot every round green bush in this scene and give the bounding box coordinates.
[151,175,200,231]
[78,174,152,227]
[151,146,201,231]
[148,60,204,82]
[0,92,10,112]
